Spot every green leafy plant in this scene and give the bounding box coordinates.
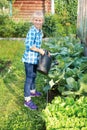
[42,96,87,130]
[42,36,87,96]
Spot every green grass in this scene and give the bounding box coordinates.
[0,40,47,130]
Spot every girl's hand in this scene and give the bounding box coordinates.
[39,48,45,55]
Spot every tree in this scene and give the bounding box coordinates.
[77,0,87,56]
[0,0,9,9]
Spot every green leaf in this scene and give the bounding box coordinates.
[66,77,78,91]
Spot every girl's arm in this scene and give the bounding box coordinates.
[30,46,45,55]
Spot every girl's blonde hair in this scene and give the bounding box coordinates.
[31,11,44,21]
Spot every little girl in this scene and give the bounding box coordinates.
[22,11,45,110]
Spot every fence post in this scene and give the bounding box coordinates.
[77,0,87,56]
[7,0,12,16]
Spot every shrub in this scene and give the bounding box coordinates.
[43,14,57,37]
[0,15,15,37]
[0,13,76,38]
[43,14,76,37]
[13,22,31,38]
[0,14,31,37]
[55,0,77,25]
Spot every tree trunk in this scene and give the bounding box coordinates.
[77,0,87,56]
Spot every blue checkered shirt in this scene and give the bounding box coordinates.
[22,26,43,64]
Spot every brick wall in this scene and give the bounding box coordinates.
[13,0,51,20]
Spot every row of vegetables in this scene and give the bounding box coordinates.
[42,36,87,129]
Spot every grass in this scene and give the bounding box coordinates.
[0,40,47,130]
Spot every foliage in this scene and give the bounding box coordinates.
[0,0,9,9]
[43,13,76,37]
[43,14,57,37]
[0,15,31,37]
[0,40,46,130]
[42,36,87,96]
[42,96,87,130]
[0,0,78,37]
[0,15,15,37]
[0,36,87,130]
[55,0,78,24]
[0,13,76,38]
[13,22,31,38]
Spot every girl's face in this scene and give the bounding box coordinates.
[33,17,44,30]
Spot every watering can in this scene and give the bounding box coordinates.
[37,50,52,75]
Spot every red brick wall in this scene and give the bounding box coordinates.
[13,0,51,20]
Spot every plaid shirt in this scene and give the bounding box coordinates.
[22,26,43,64]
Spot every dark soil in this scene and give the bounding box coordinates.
[47,87,61,103]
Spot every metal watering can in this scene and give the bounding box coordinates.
[37,50,58,75]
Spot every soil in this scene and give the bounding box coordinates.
[47,87,61,103]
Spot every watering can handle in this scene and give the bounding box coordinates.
[44,50,49,55]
